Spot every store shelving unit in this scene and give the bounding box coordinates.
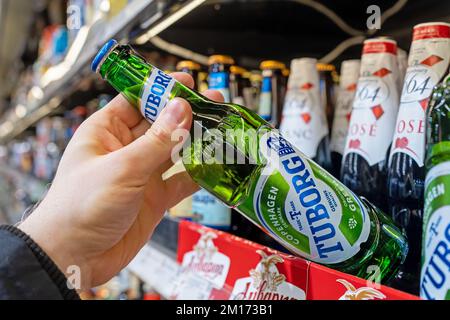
[0,0,206,144]
[0,0,445,143]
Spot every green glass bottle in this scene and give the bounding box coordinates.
[422,71,450,300]
[92,40,408,283]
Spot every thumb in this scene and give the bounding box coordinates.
[116,98,192,176]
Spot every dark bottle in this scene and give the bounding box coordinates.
[329,60,360,178]
[230,65,247,106]
[341,38,401,210]
[245,71,262,112]
[387,22,450,294]
[230,65,271,240]
[241,71,254,110]
[176,60,201,89]
[191,55,235,230]
[258,60,287,128]
[317,63,337,130]
[280,58,332,171]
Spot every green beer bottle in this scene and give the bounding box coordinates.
[422,71,450,300]
[92,40,408,282]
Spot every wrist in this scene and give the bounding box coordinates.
[18,205,92,290]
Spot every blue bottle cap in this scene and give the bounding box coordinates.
[91,39,118,73]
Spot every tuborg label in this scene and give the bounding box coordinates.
[252,131,370,264]
[390,23,450,167]
[343,40,400,166]
[421,161,450,300]
[140,67,176,123]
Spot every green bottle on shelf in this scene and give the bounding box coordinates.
[422,71,450,300]
[92,40,408,283]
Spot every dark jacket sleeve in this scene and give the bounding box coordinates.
[0,224,79,300]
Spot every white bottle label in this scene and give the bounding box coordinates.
[140,68,175,123]
[343,43,400,166]
[390,24,450,167]
[280,84,328,158]
[330,84,357,155]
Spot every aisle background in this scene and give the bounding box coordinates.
[0,0,448,300]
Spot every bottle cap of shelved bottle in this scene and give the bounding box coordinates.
[260,60,285,70]
[208,55,235,66]
[316,63,336,72]
[176,60,201,71]
[92,39,119,73]
[230,65,247,75]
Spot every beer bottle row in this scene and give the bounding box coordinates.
[163,21,450,298]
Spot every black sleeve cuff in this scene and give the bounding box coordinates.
[0,225,80,300]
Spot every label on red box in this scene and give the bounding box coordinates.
[179,228,230,289]
[177,221,418,300]
[229,249,306,300]
[307,263,420,300]
[177,221,309,300]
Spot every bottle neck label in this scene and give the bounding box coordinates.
[343,53,400,166]
[209,71,231,103]
[421,161,450,300]
[330,84,357,155]
[389,34,450,167]
[140,67,176,123]
[248,130,370,264]
[258,77,273,121]
[280,83,329,158]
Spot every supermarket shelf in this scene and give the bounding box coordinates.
[0,164,48,187]
[0,164,48,224]
[129,216,217,300]
[0,0,205,144]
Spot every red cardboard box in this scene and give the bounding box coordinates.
[177,221,309,300]
[177,220,419,300]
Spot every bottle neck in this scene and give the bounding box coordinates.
[99,45,152,107]
[426,83,450,168]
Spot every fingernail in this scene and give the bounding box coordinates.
[160,98,186,127]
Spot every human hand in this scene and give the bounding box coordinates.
[18,72,224,290]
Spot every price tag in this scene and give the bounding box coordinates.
[171,269,215,300]
[128,244,180,298]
